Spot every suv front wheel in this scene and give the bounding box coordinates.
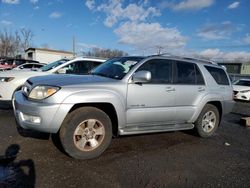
[195,104,220,138]
[59,107,112,159]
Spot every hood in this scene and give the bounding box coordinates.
[0,69,46,77]
[233,85,250,91]
[28,74,116,87]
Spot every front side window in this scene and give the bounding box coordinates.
[33,64,44,68]
[205,66,229,85]
[63,61,91,75]
[91,61,102,69]
[136,59,172,84]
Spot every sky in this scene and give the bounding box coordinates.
[0,0,250,62]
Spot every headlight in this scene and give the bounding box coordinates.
[0,77,14,82]
[241,90,250,93]
[28,86,60,100]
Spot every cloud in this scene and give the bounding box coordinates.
[77,42,99,50]
[243,34,250,44]
[85,0,95,10]
[160,0,214,11]
[30,0,38,4]
[2,0,19,4]
[197,21,236,40]
[227,2,240,9]
[87,0,160,27]
[199,49,223,58]
[86,1,187,51]
[198,48,250,62]
[66,23,73,28]
[0,20,12,25]
[114,22,188,50]
[34,6,39,10]
[49,11,62,18]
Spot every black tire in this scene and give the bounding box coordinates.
[59,107,112,159]
[195,104,220,138]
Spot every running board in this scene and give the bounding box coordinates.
[119,123,194,135]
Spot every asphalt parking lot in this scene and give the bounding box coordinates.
[0,102,250,188]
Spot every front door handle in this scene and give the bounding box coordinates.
[198,87,205,92]
[166,87,175,92]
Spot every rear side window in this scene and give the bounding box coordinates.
[205,66,229,85]
[175,61,205,85]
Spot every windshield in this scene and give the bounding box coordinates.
[235,80,250,87]
[40,59,69,72]
[91,57,143,80]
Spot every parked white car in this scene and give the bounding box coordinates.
[0,57,106,104]
[233,79,250,101]
[13,62,46,71]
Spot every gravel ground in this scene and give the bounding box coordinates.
[0,102,249,188]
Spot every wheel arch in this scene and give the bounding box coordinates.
[68,103,119,137]
[206,101,222,125]
[11,85,24,100]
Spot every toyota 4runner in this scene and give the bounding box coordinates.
[13,55,235,159]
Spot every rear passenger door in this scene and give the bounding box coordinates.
[174,61,206,123]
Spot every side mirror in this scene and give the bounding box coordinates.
[132,71,151,83]
[57,68,66,74]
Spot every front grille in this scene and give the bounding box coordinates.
[27,80,33,86]
[233,90,238,95]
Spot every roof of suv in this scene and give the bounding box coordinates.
[147,54,217,65]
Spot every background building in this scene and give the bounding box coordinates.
[219,62,250,81]
[25,48,74,64]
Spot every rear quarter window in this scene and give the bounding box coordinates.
[205,66,229,85]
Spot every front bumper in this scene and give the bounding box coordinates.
[222,100,235,115]
[13,91,73,133]
[234,91,250,101]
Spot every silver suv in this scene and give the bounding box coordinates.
[13,55,235,159]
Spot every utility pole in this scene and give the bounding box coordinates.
[156,46,163,55]
[73,35,76,57]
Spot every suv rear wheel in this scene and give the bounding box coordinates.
[59,107,112,159]
[195,104,220,138]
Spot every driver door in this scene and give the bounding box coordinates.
[126,59,176,126]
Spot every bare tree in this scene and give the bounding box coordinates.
[19,28,33,52]
[0,28,33,57]
[83,47,128,58]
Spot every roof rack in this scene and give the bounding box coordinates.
[149,53,217,65]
